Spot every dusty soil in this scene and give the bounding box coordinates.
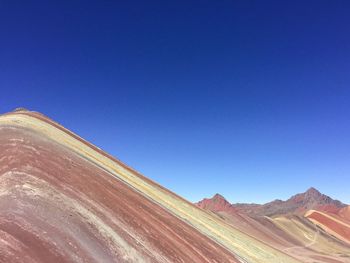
[0,110,302,263]
[0,126,238,263]
[306,210,350,244]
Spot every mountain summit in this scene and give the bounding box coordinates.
[197,193,237,214]
[284,187,345,215]
[305,187,321,195]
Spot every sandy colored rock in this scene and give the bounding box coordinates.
[0,110,302,263]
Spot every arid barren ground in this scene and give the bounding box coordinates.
[2,0,350,262]
[0,109,302,262]
[0,110,237,262]
[197,190,350,263]
[0,109,349,263]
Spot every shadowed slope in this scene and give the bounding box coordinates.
[0,110,301,263]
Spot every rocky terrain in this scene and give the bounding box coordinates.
[234,187,345,216]
[197,190,350,263]
[0,109,301,263]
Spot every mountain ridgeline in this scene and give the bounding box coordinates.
[197,187,347,217]
[196,188,350,263]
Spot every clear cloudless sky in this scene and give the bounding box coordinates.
[0,1,349,204]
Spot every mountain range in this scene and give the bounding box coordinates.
[197,187,346,217]
[0,109,349,263]
[196,189,350,263]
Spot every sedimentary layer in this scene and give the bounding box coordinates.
[0,111,300,263]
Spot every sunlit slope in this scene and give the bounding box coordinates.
[0,111,299,263]
[0,114,237,262]
[305,210,350,245]
[339,206,350,221]
[205,209,350,263]
[271,215,350,263]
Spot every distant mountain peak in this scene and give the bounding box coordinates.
[197,188,346,217]
[291,187,327,204]
[262,188,346,216]
[305,187,321,196]
[212,193,226,201]
[196,193,236,214]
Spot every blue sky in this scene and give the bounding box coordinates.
[0,1,349,204]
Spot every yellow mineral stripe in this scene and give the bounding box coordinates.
[0,113,300,263]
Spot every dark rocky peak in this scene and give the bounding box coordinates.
[196,193,236,214]
[212,193,228,202]
[305,187,322,197]
[13,107,30,112]
[290,187,328,204]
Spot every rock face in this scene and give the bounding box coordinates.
[0,110,301,263]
